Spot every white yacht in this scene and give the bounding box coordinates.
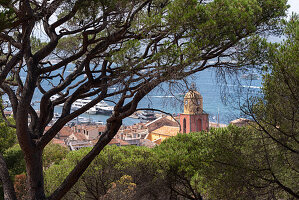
[72,97,92,110]
[50,94,114,115]
[86,100,114,115]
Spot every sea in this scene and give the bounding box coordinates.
[134,68,262,125]
[4,67,262,125]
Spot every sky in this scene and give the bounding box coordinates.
[288,0,299,15]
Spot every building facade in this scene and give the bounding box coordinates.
[179,88,209,133]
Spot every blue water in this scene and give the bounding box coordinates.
[135,68,262,124]
[6,67,262,125]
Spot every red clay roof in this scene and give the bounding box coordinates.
[98,125,106,132]
[69,132,87,141]
[151,126,180,137]
[109,138,130,146]
[50,138,67,147]
[59,126,73,137]
[44,126,74,137]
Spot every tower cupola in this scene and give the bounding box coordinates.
[183,89,203,115]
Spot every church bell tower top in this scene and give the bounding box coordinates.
[183,86,203,115]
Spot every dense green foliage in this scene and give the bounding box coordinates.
[45,124,299,200]
[0,113,16,200]
[155,126,252,199]
[0,0,15,31]
[45,145,162,199]
[2,145,25,179]
[249,14,298,153]
[0,117,16,154]
[241,14,299,199]
[43,144,70,170]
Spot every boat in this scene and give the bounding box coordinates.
[95,120,104,125]
[50,95,91,109]
[77,116,92,124]
[51,94,113,115]
[138,110,157,122]
[73,98,114,115]
[71,97,92,110]
[86,100,114,115]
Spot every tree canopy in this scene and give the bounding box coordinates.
[0,114,16,154]
[241,14,299,199]
[45,145,161,199]
[0,0,289,199]
[44,124,298,200]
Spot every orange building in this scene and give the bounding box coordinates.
[146,125,180,144]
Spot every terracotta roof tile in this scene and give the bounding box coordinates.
[84,126,98,131]
[109,138,130,146]
[68,132,87,141]
[151,126,180,137]
[44,126,74,137]
[59,127,73,137]
[50,138,68,147]
[98,125,106,132]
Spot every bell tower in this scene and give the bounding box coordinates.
[180,85,209,133]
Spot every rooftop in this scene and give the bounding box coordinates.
[151,126,180,137]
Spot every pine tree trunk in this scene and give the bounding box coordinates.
[0,153,17,200]
[25,149,46,200]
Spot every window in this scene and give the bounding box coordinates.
[183,118,186,133]
[197,119,202,132]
